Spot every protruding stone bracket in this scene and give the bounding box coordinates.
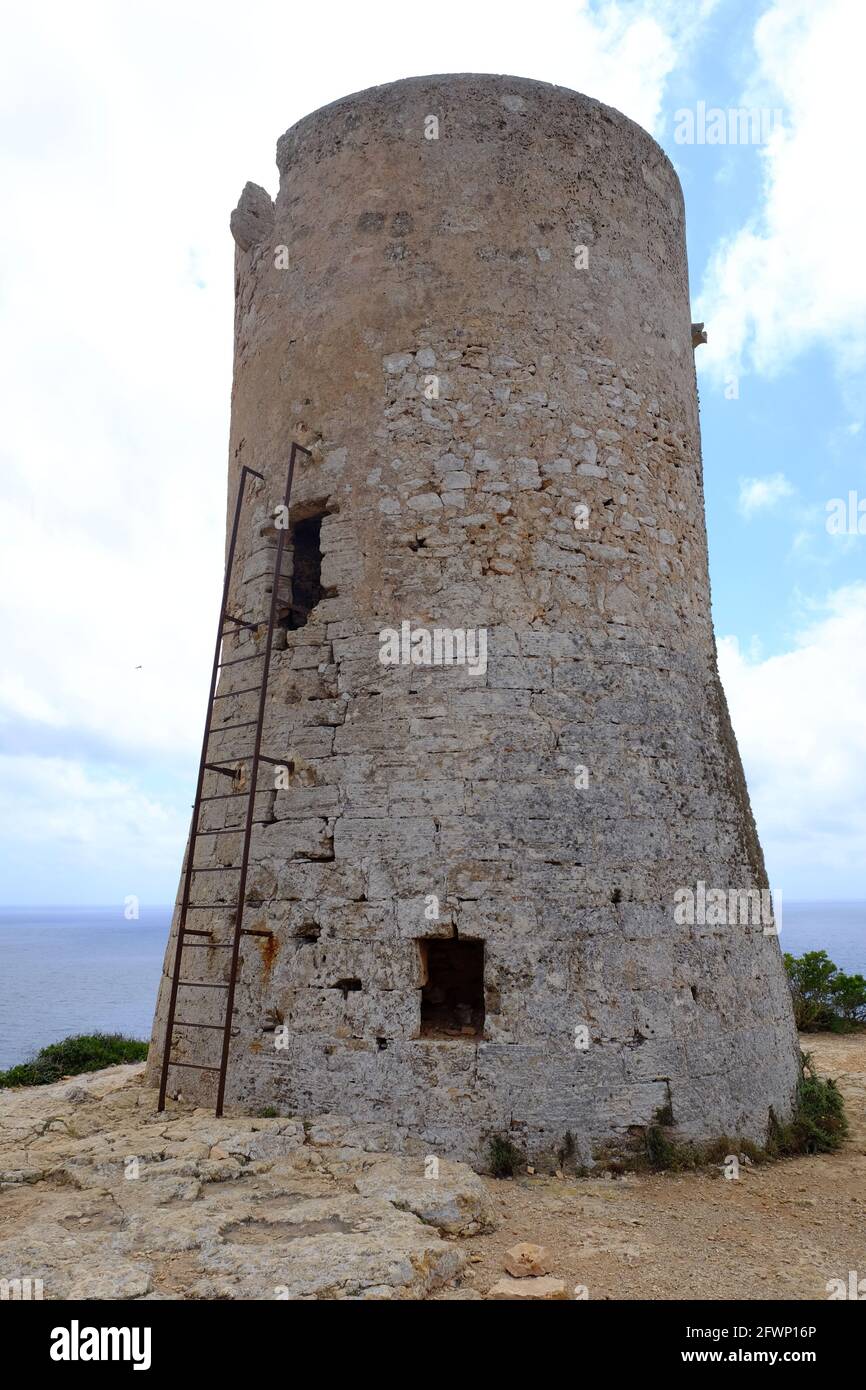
[231,182,276,251]
[691,321,708,349]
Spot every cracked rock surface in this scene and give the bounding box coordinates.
[0,1066,486,1300]
[3,1036,861,1301]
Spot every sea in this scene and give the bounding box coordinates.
[0,901,864,1070]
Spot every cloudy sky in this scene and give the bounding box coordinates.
[1,0,863,905]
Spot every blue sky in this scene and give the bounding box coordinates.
[0,0,864,906]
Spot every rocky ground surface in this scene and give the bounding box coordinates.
[0,1034,862,1300]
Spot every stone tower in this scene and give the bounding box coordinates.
[147,74,800,1165]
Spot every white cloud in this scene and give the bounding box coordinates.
[0,1,717,900]
[0,755,189,903]
[0,1,713,776]
[696,0,866,383]
[737,472,794,517]
[718,583,866,898]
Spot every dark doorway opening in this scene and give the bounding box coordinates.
[285,513,324,629]
[419,939,485,1039]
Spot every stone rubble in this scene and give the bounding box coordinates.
[504,1241,551,1277]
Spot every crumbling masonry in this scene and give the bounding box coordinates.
[147,74,801,1165]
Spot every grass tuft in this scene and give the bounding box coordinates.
[486,1134,524,1178]
[766,1052,849,1156]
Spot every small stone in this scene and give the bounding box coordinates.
[383,352,413,373]
[64,1086,92,1105]
[407,492,443,511]
[504,1242,550,1278]
[488,1276,568,1300]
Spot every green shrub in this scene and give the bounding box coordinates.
[784,950,866,1031]
[767,1052,849,1155]
[829,970,866,1026]
[487,1134,524,1178]
[644,1122,681,1170]
[555,1129,577,1172]
[0,1033,149,1087]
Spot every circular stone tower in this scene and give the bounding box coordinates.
[147,74,800,1165]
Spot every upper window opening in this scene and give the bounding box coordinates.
[285,513,324,629]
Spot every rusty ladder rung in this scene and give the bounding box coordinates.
[213,686,261,700]
[194,822,274,836]
[165,1061,222,1073]
[174,1021,233,1030]
[217,652,265,669]
[198,791,254,803]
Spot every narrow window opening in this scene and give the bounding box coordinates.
[285,513,325,629]
[418,939,484,1039]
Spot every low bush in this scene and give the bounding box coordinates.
[767,1052,849,1155]
[784,950,866,1031]
[486,1134,525,1178]
[0,1033,148,1087]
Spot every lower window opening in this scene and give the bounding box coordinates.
[418,939,485,1039]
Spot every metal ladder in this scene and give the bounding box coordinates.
[157,442,311,1115]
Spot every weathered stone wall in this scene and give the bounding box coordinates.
[146,74,800,1166]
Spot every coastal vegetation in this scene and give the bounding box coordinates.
[784,950,866,1031]
[0,1032,148,1087]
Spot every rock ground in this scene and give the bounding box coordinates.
[434,1033,866,1300]
[0,1033,862,1301]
